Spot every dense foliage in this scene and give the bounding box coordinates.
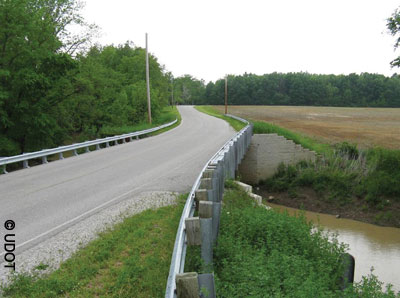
[0,0,172,157]
[203,73,400,107]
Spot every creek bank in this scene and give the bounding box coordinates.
[255,186,400,228]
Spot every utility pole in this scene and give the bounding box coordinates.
[171,77,174,106]
[225,75,228,114]
[146,33,152,124]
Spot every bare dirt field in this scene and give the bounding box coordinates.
[214,105,400,149]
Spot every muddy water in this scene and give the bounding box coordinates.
[266,202,400,292]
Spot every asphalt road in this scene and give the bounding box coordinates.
[0,106,236,256]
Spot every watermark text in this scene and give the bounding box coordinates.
[3,220,15,270]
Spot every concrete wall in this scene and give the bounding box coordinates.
[238,134,316,184]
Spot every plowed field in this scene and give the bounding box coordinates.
[214,105,400,149]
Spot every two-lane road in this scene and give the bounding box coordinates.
[0,106,235,257]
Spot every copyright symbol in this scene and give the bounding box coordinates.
[4,220,15,230]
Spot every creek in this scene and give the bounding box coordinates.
[266,202,400,292]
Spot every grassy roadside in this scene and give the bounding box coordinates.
[187,183,399,297]
[1,196,185,297]
[195,106,246,132]
[92,106,180,138]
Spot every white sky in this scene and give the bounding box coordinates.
[81,0,400,82]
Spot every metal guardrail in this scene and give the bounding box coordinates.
[165,114,252,298]
[0,119,178,174]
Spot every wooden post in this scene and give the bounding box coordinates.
[224,76,228,114]
[176,272,200,298]
[200,178,212,189]
[195,189,208,211]
[185,217,201,246]
[202,169,214,179]
[146,33,152,124]
[199,201,213,219]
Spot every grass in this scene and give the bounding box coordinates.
[0,195,186,297]
[99,105,181,137]
[195,106,246,132]
[187,183,399,297]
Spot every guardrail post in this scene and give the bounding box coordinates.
[200,178,212,189]
[195,190,208,211]
[185,217,201,246]
[23,160,29,169]
[85,147,90,153]
[176,272,200,298]
[114,140,119,146]
[96,144,100,150]
[2,165,8,174]
[73,149,78,156]
[42,156,48,164]
[59,152,64,160]
[198,273,216,298]
[200,218,213,269]
[122,138,126,144]
[106,142,110,148]
[136,135,139,140]
[199,201,213,218]
[212,202,221,243]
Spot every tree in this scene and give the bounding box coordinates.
[387,7,400,67]
[0,0,94,155]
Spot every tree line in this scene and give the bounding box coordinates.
[173,72,400,107]
[0,0,172,157]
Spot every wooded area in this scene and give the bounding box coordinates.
[174,72,400,107]
[0,0,173,157]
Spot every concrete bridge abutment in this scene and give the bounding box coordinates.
[238,134,316,185]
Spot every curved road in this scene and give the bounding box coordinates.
[0,106,235,256]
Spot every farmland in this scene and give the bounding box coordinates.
[213,106,400,149]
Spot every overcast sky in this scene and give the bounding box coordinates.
[81,0,400,82]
